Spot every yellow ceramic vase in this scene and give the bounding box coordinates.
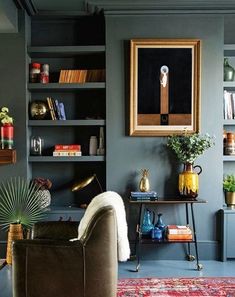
[178,163,202,199]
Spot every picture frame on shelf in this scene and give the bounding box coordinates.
[129,39,201,136]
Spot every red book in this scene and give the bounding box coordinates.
[55,144,81,151]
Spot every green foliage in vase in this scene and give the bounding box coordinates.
[223,174,235,192]
[0,177,45,230]
[0,107,13,124]
[167,132,215,164]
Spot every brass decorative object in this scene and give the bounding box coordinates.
[72,174,103,193]
[139,169,150,192]
[30,100,49,120]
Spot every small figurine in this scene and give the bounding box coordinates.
[139,169,150,192]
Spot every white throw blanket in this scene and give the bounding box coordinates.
[77,191,130,262]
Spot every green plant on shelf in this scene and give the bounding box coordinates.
[223,174,235,192]
[0,107,13,125]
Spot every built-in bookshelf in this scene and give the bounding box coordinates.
[27,15,106,207]
[223,44,235,172]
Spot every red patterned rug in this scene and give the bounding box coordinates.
[117,277,235,296]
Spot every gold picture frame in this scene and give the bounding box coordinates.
[129,39,201,136]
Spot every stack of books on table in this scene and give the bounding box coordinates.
[166,225,193,241]
[130,191,158,201]
[53,144,82,157]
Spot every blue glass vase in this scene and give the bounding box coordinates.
[155,213,165,231]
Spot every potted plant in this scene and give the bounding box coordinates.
[167,132,215,198]
[0,106,14,149]
[223,174,235,207]
[0,177,45,264]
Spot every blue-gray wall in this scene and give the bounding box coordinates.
[106,14,224,259]
[0,11,227,260]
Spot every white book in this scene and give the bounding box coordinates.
[53,151,82,156]
[224,90,233,120]
[232,93,235,119]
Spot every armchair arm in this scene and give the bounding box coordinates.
[31,221,79,240]
[12,239,84,297]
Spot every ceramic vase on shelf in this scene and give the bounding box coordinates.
[224,58,235,81]
[6,223,23,264]
[1,123,14,149]
[38,189,51,209]
[178,163,202,199]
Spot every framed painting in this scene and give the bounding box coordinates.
[129,39,201,136]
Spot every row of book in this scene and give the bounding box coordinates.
[46,97,66,120]
[53,144,82,157]
[58,69,105,83]
[224,90,235,120]
[130,191,158,201]
[166,225,192,240]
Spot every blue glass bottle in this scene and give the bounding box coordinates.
[155,213,165,237]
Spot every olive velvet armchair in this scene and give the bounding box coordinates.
[12,206,118,297]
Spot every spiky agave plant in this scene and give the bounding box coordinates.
[0,177,45,230]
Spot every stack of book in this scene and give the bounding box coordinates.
[224,90,235,120]
[166,225,192,241]
[59,69,105,83]
[130,191,158,201]
[46,97,66,120]
[53,144,82,157]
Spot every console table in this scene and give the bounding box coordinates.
[130,198,207,272]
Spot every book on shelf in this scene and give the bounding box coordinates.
[223,90,235,120]
[131,191,158,198]
[130,196,158,201]
[166,233,193,240]
[166,225,192,235]
[53,151,82,157]
[58,69,105,83]
[54,144,81,151]
[86,69,105,82]
[46,97,66,120]
[59,70,87,83]
[46,97,56,120]
[59,102,66,120]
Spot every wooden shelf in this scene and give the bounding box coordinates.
[28,156,105,162]
[28,82,105,91]
[223,81,235,88]
[224,44,235,56]
[0,149,16,164]
[28,120,105,126]
[141,238,194,244]
[27,45,105,58]
[223,155,235,162]
[223,119,235,125]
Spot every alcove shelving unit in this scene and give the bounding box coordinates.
[27,14,106,209]
[223,44,235,164]
[220,44,235,261]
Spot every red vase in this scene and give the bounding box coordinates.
[1,123,14,149]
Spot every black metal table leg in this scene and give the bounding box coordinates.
[185,203,195,261]
[191,203,203,270]
[133,203,144,272]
